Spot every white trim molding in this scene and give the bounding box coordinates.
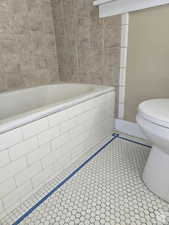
[118,13,129,119]
[93,0,113,6]
[115,119,147,139]
[93,0,169,17]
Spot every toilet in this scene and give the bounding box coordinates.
[136,99,169,202]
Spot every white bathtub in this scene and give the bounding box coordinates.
[0,84,114,134]
[0,83,115,217]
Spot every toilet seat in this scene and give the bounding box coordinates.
[138,99,169,129]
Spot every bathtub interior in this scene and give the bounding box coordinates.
[0,84,110,121]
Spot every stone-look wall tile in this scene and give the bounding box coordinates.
[103,16,121,48]
[78,72,102,85]
[53,19,65,39]
[0,0,60,93]
[63,0,75,18]
[77,17,90,49]
[4,72,25,90]
[103,47,121,69]
[0,75,6,93]
[51,0,64,19]
[8,0,27,15]
[90,18,104,49]
[78,47,104,74]
[75,0,93,18]
[103,15,121,26]
[114,86,120,116]
[52,0,121,115]
[102,67,120,87]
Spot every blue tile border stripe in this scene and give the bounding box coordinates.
[12,134,118,225]
[12,132,151,225]
[117,135,152,148]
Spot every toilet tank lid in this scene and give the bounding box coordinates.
[138,99,169,128]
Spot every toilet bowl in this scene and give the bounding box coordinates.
[136,99,169,202]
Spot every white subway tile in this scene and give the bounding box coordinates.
[42,142,71,169]
[15,162,42,186]
[52,163,63,175]
[70,127,82,140]
[50,126,60,139]
[118,103,125,119]
[41,150,61,169]
[121,24,128,48]
[38,129,52,146]
[0,178,16,198]
[48,111,67,127]
[69,117,79,129]
[71,132,85,146]
[66,104,84,119]
[122,13,129,25]
[60,121,70,133]
[119,86,126,104]
[2,190,20,210]
[9,137,38,161]
[60,116,77,134]
[40,153,53,169]
[0,151,10,167]
[0,128,22,151]
[38,126,60,146]
[68,136,78,150]
[27,143,51,165]
[119,67,126,86]
[120,47,128,67]
[31,166,54,188]
[72,142,85,159]
[51,133,70,151]
[59,154,71,169]
[61,143,72,158]
[17,181,33,202]
[0,157,26,184]
[21,118,48,139]
[2,181,32,209]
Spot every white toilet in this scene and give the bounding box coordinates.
[136,99,169,202]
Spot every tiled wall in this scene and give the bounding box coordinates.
[118,14,129,119]
[0,91,114,217]
[0,0,122,115]
[51,0,121,115]
[0,0,60,93]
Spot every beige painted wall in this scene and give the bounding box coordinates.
[125,5,169,122]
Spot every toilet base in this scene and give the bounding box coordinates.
[143,146,169,202]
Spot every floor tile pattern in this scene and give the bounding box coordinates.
[1,135,169,225]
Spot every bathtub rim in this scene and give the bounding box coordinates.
[0,84,114,135]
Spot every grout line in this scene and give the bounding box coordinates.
[117,135,152,148]
[12,135,118,225]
